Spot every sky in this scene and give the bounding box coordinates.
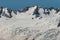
[0,0,60,10]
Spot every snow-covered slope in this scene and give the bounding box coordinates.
[0,6,60,40]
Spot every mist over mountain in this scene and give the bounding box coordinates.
[0,6,60,40]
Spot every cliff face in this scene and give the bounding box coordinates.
[0,6,60,40]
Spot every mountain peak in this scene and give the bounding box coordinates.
[0,6,60,18]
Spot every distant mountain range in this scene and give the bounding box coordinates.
[0,6,60,40]
[0,6,60,18]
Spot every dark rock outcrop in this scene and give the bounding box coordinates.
[57,22,60,27]
[0,7,3,18]
[44,8,50,15]
[33,6,40,18]
[7,8,12,18]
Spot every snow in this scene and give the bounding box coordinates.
[0,6,60,40]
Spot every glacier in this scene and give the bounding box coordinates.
[0,6,60,40]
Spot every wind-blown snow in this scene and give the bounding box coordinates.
[0,6,60,40]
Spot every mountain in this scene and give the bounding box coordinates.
[0,6,60,40]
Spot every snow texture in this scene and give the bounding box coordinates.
[0,6,60,40]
